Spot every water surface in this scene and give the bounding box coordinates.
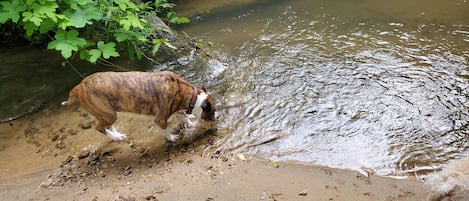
[178,0,469,176]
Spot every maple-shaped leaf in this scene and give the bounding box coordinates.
[0,0,26,23]
[97,41,119,59]
[22,11,43,26]
[62,5,101,28]
[47,30,87,59]
[119,14,143,31]
[23,21,38,37]
[88,49,101,63]
[36,1,59,22]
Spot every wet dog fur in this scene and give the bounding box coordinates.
[61,71,216,142]
[425,156,469,201]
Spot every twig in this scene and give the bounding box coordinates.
[0,102,46,125]
[64,59,85,78]
[181,31,216,60]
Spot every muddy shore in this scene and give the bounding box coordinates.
[0,105,428,201]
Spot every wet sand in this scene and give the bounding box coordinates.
[0,105,427,201]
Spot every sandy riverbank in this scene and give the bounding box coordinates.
[0,105,428,201]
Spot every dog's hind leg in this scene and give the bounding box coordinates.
[84,103,126,141]
[104,125,126,141]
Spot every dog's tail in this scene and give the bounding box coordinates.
[61,85,79,106]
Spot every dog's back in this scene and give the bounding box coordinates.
[425,157,469,201]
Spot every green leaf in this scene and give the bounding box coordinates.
[62,5,101,28]
[97,41,119,59]
[65,0,93,9]
[25,0,35,7]
[79,49,90,60]
[167,11,177,24]
[22,11,43,26]
[152,39,162,54]
[119,14,143,30]
[88,49,101,63]
[166,12,189,24]
[155,0,174,9]
[127,42,136,59]
[36,1,59,22]
[0,0,26,23]
[47,30,87,59]
[23,21,38,37]
[39,18,56,34]
[119,18,131,31]
[177,17,190,24]
[115,32,130,42]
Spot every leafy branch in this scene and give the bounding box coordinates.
[0,0,189,64]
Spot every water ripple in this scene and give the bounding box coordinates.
[185,0,469,176]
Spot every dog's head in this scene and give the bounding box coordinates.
[193,91,216,121]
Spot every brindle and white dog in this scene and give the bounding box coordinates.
[425,157,469,201]
[61,71,216,142]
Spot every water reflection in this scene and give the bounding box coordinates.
[0,46,150,120]
[180,0,469,175]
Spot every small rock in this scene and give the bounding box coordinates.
[55,140,65,149]
[62,156,73,166]
[24,126,39,137]
[145,195,157,200]
[260,191,269,200]
[78,151,90,159]
[38,179,53,189]
[79,122,92,130]
[122,166,132,176]
[298,190,308,196]
[67,129,78,135]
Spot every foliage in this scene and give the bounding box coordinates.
[0,0,189,64]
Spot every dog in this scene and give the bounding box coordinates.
[425,156,469,201]
[61,71,216,142]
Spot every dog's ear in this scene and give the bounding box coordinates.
[201,86,207,92]
[201,100,211,111]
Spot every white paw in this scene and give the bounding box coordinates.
[162,129,179,142]
[105,126,127,141]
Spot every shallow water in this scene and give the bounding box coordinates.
[178,0,469,176]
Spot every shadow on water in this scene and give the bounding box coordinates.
[178,0,469,176]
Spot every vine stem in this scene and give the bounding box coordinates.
[64,59,85,78]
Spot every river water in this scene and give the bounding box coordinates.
[177,0,469,176]
[1,0,468,177]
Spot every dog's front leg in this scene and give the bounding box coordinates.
[155,117,179,142]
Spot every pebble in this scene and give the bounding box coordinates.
[78,151,90,159]
[298,190,308,196]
